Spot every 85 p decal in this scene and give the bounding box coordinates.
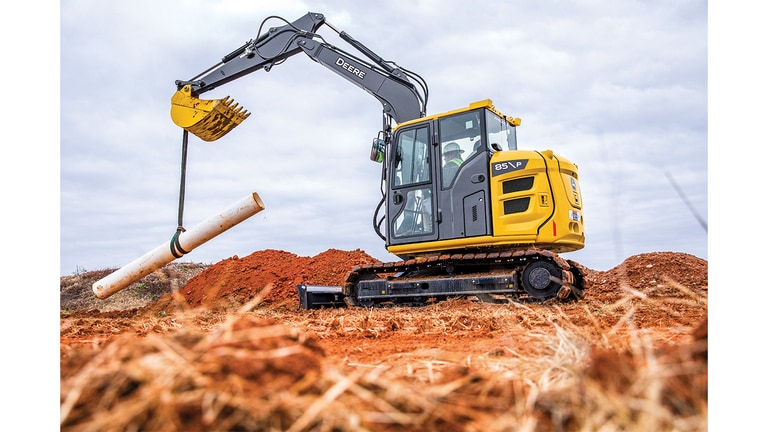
[492,159,528,176]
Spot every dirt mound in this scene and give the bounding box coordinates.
[599,251,707,290]
[174,249,707,311]
[584,251,707,300]
[178,248,380,309]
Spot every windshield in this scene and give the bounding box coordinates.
[486,110,517,151]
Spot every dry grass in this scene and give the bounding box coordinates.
[61,283,707,431]
[60,263,209,312]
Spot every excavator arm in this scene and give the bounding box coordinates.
[171,12,428,141]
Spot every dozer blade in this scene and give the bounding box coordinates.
[170,85,251,142]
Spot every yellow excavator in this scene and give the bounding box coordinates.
[170,12,587,308]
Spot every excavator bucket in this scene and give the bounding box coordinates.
[170,85,251,142]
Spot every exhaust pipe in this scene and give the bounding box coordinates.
[92,192,265,299]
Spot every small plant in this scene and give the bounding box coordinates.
[73,266,87,276]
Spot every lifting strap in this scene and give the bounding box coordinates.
[170,130,191,258]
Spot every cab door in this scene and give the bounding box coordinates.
[434,109,493,241]
[386,123,439,245]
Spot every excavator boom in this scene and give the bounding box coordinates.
[171,12,427,141]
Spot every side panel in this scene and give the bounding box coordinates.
[463,191,488,237]
[436,152,491,240]
[489,149,585,251]
[489,150,553,240]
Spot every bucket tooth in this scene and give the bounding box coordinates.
[170,85,251,142]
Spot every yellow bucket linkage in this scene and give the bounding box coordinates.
[170,85,251,142]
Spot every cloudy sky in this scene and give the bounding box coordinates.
[59,0,709,278]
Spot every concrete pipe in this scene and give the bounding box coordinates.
[93,192,265,299]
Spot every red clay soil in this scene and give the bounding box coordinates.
[179,248,707,308]
[159,249,706,361]
[60,249,708,431]
[179,248,379,308]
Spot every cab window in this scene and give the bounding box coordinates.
[393,126,430,187]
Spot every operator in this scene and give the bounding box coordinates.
[442,142,465,185]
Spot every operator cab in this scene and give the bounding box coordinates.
[377,100,520,248]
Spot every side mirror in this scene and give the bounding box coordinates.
[370,138,386,163]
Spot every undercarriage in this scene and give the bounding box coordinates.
[297,248,588,309]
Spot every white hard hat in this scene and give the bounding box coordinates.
[444,142,464,153]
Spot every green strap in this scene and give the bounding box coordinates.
[170,130,190,258]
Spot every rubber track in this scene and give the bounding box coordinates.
[343,247,589,305]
